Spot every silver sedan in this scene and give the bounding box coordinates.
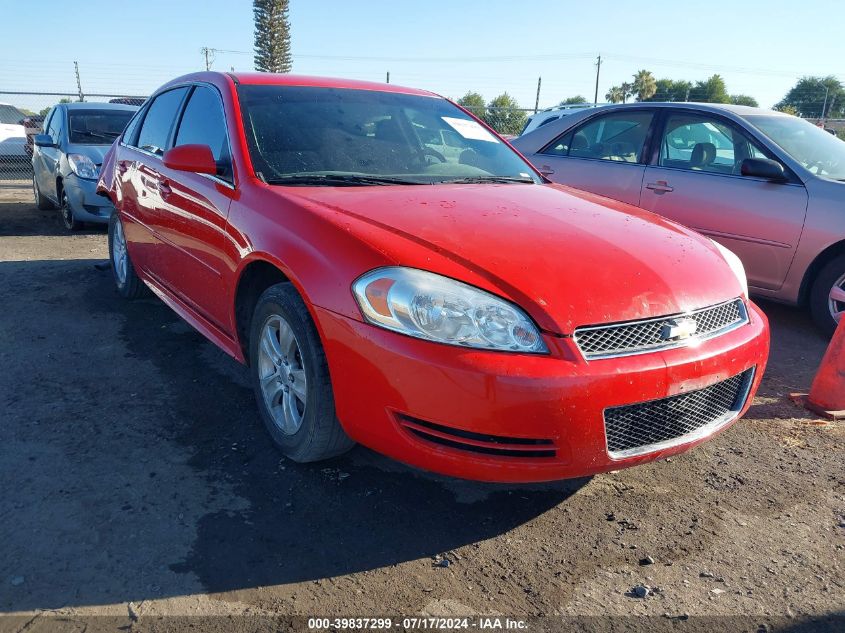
[512,103,845,336]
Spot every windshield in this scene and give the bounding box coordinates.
[67,110,134,145]
[0,104,26,125]
[745,114,845,181]
[238,85,541,185]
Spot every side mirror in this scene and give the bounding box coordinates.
[740,157,787,181]
[33,134,55,148]
[162,144,217,175]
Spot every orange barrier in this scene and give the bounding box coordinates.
[791,318,845,420]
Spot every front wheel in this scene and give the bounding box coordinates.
[810,254,845,337]
[249,283,354,462]
[108,212,146,299]
[60,189,83,231]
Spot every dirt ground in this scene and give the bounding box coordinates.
[0,181,843,632]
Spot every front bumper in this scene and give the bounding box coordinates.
[65,174,114,224]
[315,300,769,483]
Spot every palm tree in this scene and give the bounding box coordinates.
[620,82,634,103]
[632,70,657,101]
[605,86,624,104]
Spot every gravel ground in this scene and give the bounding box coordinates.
[0,184,843,632]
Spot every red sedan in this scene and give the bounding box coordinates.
[97,72,769,482]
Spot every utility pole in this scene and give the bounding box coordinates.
[201,47,213,71]
[534,76,542,113]
[593,55,602,105]
[821,85,830,122]
[386,71,390,84]
[74,61,84,102]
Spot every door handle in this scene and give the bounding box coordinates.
[158,178,172,198]
[539,165,555,176]
[646,180,674,193]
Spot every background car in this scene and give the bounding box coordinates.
[31,102,137,230]
[97,72,768,483]
[512,103,845,336]
[0,102,28,160]
[519,103,606,136]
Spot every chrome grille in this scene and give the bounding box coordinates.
[574,299,748,359]
[603,368,754,459]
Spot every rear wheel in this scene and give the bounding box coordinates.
[249,283,354,462]
[810,254,845,337]
[60,189,83,232]
[33,178,55,210]
[108,212,146,299]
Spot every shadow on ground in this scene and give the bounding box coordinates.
[0,258,586,612]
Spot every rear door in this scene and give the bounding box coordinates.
[153,84,236,331]
[121,87,190,282]
[639,110,809,291]
[33,107,63,203]
[529,109,656,206]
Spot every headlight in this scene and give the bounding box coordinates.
[711,240,748,299]
[68,154,99,180]
[352,267,548,353]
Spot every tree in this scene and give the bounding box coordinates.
[688,74,730,103]
[644,79,691,102]
[559,95,587,105]
[632,70,657,101]
[605,84,634,103]
[484,93,527,135]
[253,0,292,73]
[457,91,486,117]
[730,94,759,107]
[605,86,624,104]
[775,76,845,118]
[774,104,799,116]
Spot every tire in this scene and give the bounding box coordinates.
[60,189,83,231]
[249,283,354,462]
[33,178,55,210]
[809,254,845,337]
[108,212,146,299]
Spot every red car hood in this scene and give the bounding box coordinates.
[289,183,744,334]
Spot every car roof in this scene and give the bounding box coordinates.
[577,101,787,117]
[62,102,139,112]
[161,71,439,99]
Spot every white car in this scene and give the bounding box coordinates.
[520,103,607,136]
[0,102,28,159]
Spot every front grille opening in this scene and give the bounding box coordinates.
[575,299,748,359]
[397,413,556,459]
[603,368,754,458]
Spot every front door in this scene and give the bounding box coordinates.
[639,111,809,292]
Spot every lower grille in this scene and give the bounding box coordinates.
[603,368,754,459]
[397,414,556,459]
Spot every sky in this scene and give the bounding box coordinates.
[1,0,843,113]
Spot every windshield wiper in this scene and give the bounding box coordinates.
[74,130,119,140]
[264,174,425,186]
[439,176,535,184]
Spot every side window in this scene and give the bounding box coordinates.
[174,86,232,180]
[659,114,770,176]
[47,108,63,143]
[541,111,654,163]
[41,109,54,134]
[121,108,144,146]
[136,87,189,156]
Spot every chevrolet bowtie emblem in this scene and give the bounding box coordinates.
[661,317,698,341]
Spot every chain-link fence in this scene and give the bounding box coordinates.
[0,91,147,187]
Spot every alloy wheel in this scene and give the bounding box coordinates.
[61,192,74,230]
[829,272,845,325]
[111,219,128,284]
[257,315,308,435]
